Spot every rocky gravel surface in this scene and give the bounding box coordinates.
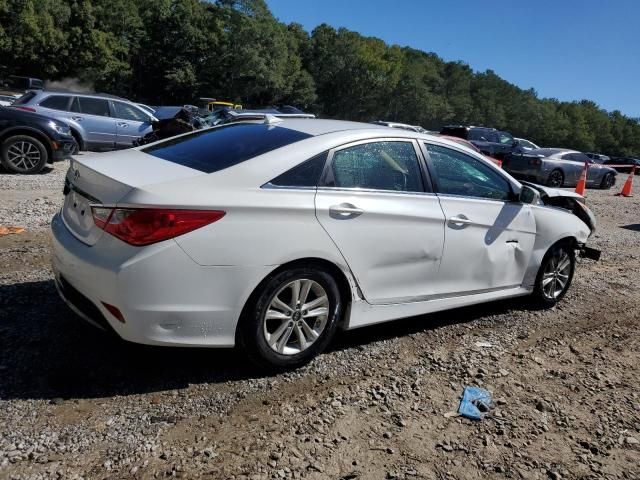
[0,161,639,479]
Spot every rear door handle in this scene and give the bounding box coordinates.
[448,215,474,226]
[329,203,364,219]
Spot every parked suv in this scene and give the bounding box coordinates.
[0,106,76,174]
[12,91,155,151]
[440,125,522,160]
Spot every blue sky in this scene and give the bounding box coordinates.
[266,0,640,118]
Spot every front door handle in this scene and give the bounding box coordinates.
[117,122,129,128]
[71,116,83,121]
[448,214,474,226]
[329,203,364,219]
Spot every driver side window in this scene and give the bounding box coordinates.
[425,143,512,201]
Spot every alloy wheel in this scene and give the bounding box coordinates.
[548,170,563,188]
[262,279,329,355]
[541,250,571,300]
[7,140,41,172]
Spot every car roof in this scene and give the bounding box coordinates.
[32,89,131,102]
[253,118,390,136]
[530,148,578,156]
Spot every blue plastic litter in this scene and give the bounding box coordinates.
[458,386,493,420]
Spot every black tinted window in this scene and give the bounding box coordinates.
[144,123,312,173]
[426,143,511,200]
[40,95,71,111]
[328,141,424,192]
[75,97,110,117]
[468,130,490,141]
[13,92,37,105]
[269,152,327,187]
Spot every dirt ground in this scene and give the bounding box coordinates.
[1,161,639,480]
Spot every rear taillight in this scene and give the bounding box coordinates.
[91,207,225,246]
[528,157,542,166]
[12,106,36,113]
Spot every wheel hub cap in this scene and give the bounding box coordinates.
[541,251,571,300]
[263,279,329,356]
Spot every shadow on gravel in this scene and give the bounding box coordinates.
[620,224,640,232]
[0,279,526,401]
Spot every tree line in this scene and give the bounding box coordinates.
[1,0,639,156]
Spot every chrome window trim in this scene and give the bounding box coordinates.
[316,186,437,198]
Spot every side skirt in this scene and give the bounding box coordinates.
[344,287,532,330]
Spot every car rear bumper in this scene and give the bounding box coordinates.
[51,212,271,347]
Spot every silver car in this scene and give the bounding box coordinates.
[11,91,155,151]
[504,148,617,189]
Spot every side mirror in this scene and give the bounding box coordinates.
[519,185,540,205]
[149,116,158,123]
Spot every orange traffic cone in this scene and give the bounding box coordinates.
[616,165,635,197]
[575,162,588,196]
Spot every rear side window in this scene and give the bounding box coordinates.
[71,97,110,117]
[268,152,327,187]
[144,123,312,173]
[326,141,424,193]
[40,95,71,111]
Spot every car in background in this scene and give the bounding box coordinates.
[438,135,502,167]
[372,121,430,134]
[585,153,611,163]
[504,148,617,189]
[604,157,640,174]
[11,90,156,151]
[0,106,76,174]
[440,125,521,160]
[515,137,539,151]
[0,94,20,106]
[0,76,44,96]
[52,117,598,369]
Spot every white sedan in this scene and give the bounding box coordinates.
[51,117,598,369]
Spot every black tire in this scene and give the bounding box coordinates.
[238,267,343,370]
[546,169,564,188]
[1,135,48,174]
[531,243,576,308]
[70,131,83,154]
[599,172,615,189]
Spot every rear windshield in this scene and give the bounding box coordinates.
[13,91,37,105]
[143,123,312,173]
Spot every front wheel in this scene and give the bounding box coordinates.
[532,243,575,308]
[600,172,615,189]
[1,135,48,174]
[238,267,343,370]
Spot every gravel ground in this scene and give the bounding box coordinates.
[1,161,639,480]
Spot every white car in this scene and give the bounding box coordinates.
[51,117,598,369]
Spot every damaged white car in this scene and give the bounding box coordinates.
[51,118,600,369]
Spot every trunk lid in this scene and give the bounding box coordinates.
[61,149,205,245]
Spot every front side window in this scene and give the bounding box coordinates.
[327,141,424,193]
[112,102,148,122]
[40,95,71,111]
[426,143,512,200]
[72,97,110,117]
[498,132,514,144]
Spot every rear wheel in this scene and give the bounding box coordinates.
[532,243,575,308]
[546,169,564,188]
[1,135,48,174]
[239,267,342,370]
[600,172,615,189]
